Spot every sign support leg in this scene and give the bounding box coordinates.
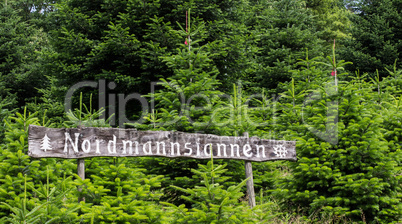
[77,158,85,202]
[243,132,256,208]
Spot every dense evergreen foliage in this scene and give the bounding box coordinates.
[340,0,402,77]
[0,0,401,223]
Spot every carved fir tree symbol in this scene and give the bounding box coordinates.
[273,144,288,158]
[41,134,52,152]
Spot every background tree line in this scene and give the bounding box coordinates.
[0,0,401,223]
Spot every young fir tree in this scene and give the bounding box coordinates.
[44,0,247,116]
[274,62,401,222]
[75,160,168,223]
[128,15,225,204]
[0,108,79,222]
[306,0,352,42]
[251,0,325,90]
[162,157,253,223]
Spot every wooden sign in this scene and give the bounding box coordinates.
[28,125,296,162]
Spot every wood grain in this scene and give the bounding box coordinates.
[28,125,297,162]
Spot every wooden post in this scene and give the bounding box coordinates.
[77,158,85,202]
[243,132,256,208]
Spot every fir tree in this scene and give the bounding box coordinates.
[0,5,48,106]
[340,0,402,77]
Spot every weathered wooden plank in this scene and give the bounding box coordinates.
[28,125,297,162]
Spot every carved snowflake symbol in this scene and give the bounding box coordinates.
[273,144,287,158]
